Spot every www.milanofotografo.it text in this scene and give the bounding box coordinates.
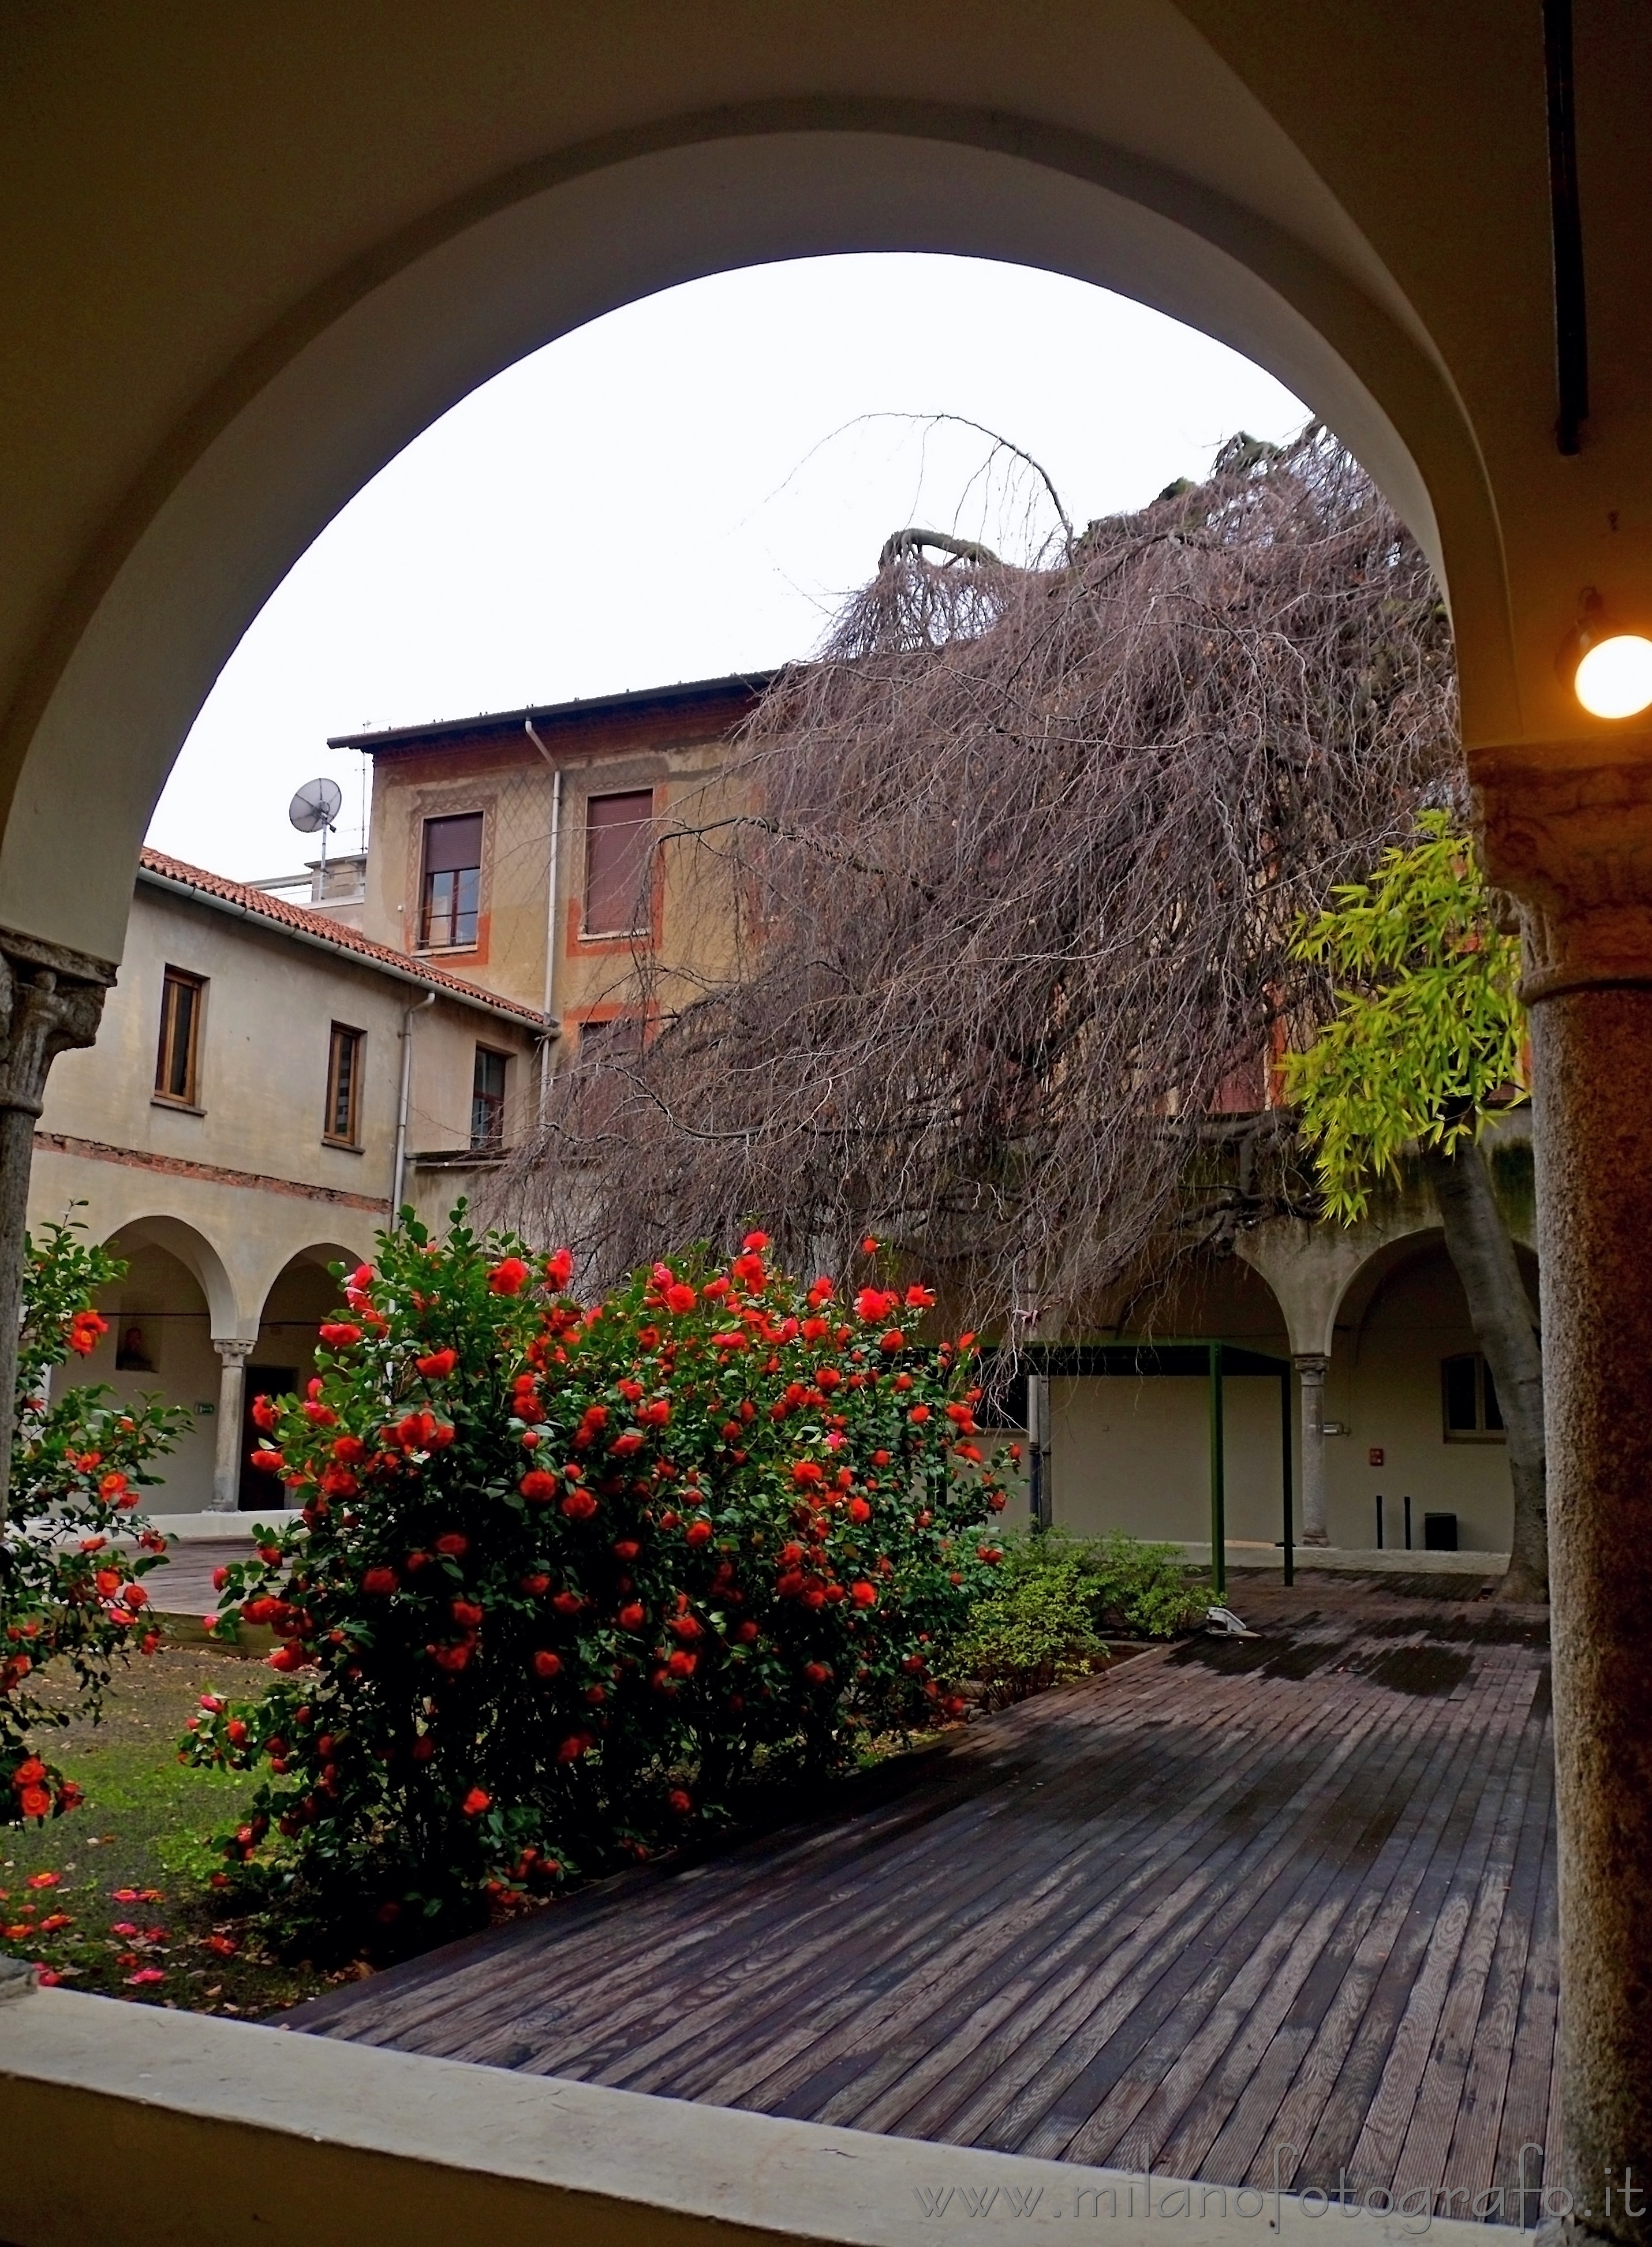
[908,2147,1632,2231]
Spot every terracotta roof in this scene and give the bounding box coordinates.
[137,848,550,1027]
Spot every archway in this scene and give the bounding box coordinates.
[2,115,1501,972]
[1320,1228,1542,1558]
[236,1244,355,1512]
[85,1218,236,1515]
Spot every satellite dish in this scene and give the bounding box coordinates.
[289,776,343,835]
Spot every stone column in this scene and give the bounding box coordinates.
[210,1339,255,1512]
[0,931,114,1528]
[1478,749,1652,2245]
[1294,1353,1330,1546]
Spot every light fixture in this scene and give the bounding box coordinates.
[1561,588,1652,720]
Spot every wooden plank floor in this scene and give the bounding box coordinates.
[289,1572,1557,2223]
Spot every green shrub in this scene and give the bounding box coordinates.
[1081,1531,1208,1637]
[948,1548,1107,1709]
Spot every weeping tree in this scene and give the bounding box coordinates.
[497,427,1461,1344]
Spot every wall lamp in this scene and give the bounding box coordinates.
[1561,588,1652,719]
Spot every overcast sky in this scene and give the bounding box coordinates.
[147,253,1306,880]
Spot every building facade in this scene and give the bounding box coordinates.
[31,849,545,1520]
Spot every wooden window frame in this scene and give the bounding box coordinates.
[153,967,205,1108]
[470,1045,509,1151]
[419,813,484,951]
[1441,1351,1505,1442]
[324,1023,365,1149]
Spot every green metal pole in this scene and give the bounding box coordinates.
[1280,1365,1294,1587]
[1208,1341,1226,1597]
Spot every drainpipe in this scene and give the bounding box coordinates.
[391,991,437,1220]
[525,720,563,1117]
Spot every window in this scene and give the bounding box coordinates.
[324,1024,364,1145]
[583,790,653,937]
[1442,1352,1505,1441]
[154,968,204,1105]
[420,813,484,948]
[470,1046,508,1150]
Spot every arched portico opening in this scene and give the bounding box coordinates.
[1,112,1503,972]
[1318,1228,1542,1558]
[234,1244,354,1512]
[82,1216,240,1515]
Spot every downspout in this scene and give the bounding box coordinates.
[391,990,438,1218]
[525,720,562,1117]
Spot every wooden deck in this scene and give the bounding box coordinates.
[289,1573,1557,2223]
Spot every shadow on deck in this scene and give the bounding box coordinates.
[286,1572,1557,2225]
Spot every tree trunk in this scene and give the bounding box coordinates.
[1419,1138,1548,1600]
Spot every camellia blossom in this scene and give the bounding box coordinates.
[487,1258,530,1296]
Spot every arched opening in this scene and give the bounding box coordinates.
[238,1244,354,1511]
[2,114,1503,970]
[1322,1229,1541,1557]
[1048,1257,1292,1547]
[81,1218,237,1515]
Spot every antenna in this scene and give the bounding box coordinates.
[289,776,343,880]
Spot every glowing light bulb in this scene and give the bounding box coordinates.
[1575,632,1652,719]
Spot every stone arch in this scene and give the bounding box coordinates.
[2,103,1505,968]
[99,1213,241,1340]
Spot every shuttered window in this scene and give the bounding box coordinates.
[583,791,653,937]
[471,1046,508,1149]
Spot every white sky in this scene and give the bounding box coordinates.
[147,253,1306,881]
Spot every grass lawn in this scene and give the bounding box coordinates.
[1,1643,355,2018]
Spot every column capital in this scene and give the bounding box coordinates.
[1473,746,1652,1006]
[212,1337,256,1366]
[1292,1352,1330,1377]
[0,926,114,1118]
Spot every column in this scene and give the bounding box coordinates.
[210,1339,255,1512]
[0,932,113,1528]
[1479,750,1652,2244]
[1294,1354,1330,1546]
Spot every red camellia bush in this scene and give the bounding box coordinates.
[183,1212,1014,1950]
[3,1223,186,1826]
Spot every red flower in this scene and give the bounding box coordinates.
[67,1308,109,1356]
[531,1649,563,1679]
[434,1532,468,1556]
[667,1786,694,1814]
[248,1447,284,1474]
[544,1247,574,1288]
[487,1258,530,1296]
[847,1496,872,1523]
[684,1519,713,1547]
[211,1565,229,1591]
[611,1539,641,1562]
[872,1448,892,1467]
[904,1284,937,1310]
[791,1460,825,1489]
[860,1235,880,1254]
[416,1349,457,1379]
[551,1591,584,1617]
[560,1488,599,1521]
[638,1398,671,1426]
[121,1583,149,1610]
[18,1786,50,1819]
[318,1322,362,1348]
[667,1649,697,1677]
[461,1787,491,1816]
[251,1395,280,1433]
[850,1581,877,1608]
[803,1661,832,1685]
[880,1329,906,1354]
[618,1602,646,1630]
[610,1430,645,1456]
[665,1283,697,1314]
[556,1732,593,1762]
[520,1572,550,1595]
[450,1599,484,1629]
[909,1404,931,1425]
[519,1469,558,1502]
[207,1933,238,1958]
[854,1288,892,1322]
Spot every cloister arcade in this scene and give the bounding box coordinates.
[5,7,1652,2243]
[68,1220,362,1516]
